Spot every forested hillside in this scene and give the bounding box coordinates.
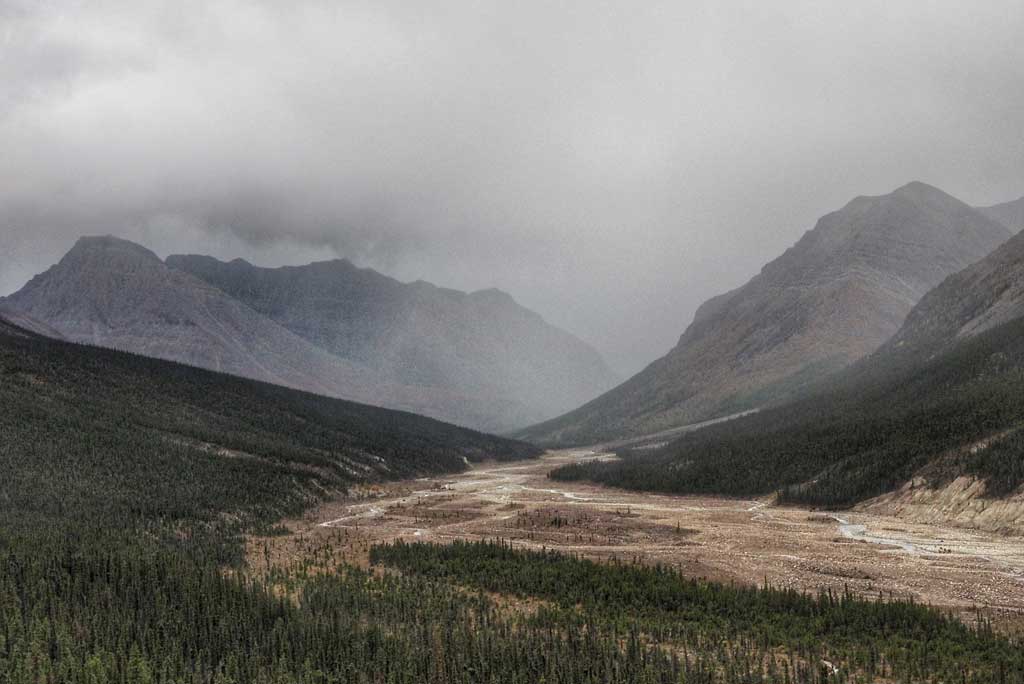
[551,312,1024,508]
[3,308,1023,682]
[372,540,1024,682]
[0,317,538,560]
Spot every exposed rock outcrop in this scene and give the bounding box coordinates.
[859,476,1024,536]
[520,182,1012,445]
[3,236,618,432]
[979,195,1024,233]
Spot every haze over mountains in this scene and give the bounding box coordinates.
[2,236,618,433]
[0,305,539,553]
[552,299,1024,518]
[6,183,1022,449]
[980,195,1024,233]
[0,301,63,340]
[521,182,1014,446]
[884,213,1024,360]
[553,197,1024,517]
[167,253,617,430]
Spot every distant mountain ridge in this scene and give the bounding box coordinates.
[166,254,617,428]
[0,301,64,339]
[550,299,1024,516]
[979,195,1024,233]
[882,211,1024,360]
[550,199,1024,515]
[3,236,394,401]
[3,236,617,432]
[520,182,1013,446]
[0,308,539,552]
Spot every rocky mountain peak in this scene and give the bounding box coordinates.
[519,182,1012,446]
[882,216,1024,358]
[8,237,618,433]
[66,235,162,264]
[890,180,948,201]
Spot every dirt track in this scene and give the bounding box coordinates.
[257,450,1024,627]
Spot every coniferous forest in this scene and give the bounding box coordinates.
[7,2,1024,681]
[0,319,538,560]
[551,312,1024,508]
[373,539,1024,682]
[2,318,1023,682]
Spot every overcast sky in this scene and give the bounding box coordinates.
[2,0,1023,375]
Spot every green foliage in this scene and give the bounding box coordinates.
[0,535,690,684]
[0,322,538,562]
[373,539,1024,683]
[551,314,1024,507]
[950,429,1024,497]
[4,318,1023,683]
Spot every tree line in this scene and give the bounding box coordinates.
[372,539,1024,683]
[551,313,1024,507]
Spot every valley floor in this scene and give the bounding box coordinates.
[252,450,1024,630]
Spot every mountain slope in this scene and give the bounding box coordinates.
[883,222,1024,360]
[979,195,1024,232]
[1,236,392,399]
[551,310,1024,512]
[166,253,619,431]
[0,301,64,339]
[4,236,616,432]
[3,311,1020,684]
[0,315,539,557]
[521,182,1012,446]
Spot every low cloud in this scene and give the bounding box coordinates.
[3,0,1023,373]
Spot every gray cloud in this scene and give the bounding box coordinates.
[2,0,1023,374]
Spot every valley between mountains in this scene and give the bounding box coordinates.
[6,181,1024,680]
[255,449,1024,630]
[10,7,1024,680]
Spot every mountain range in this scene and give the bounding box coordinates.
[883,199,1024,359]
[0,308,539,551]
[5,183,1022,451]
[551,199,1024,516]
[520,182,1014,446]
[2,236,617,433]
[980,195,1024,233]
[167,253,618,431]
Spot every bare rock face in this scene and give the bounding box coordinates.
[520,182,1012,446]
[978,195,1024,233]
[883,206,1024,359]
[166,254,619,432]
[3,236,617,432]
[858,477,1024,535]
[2,237,393,402]
[0,302,64,339]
